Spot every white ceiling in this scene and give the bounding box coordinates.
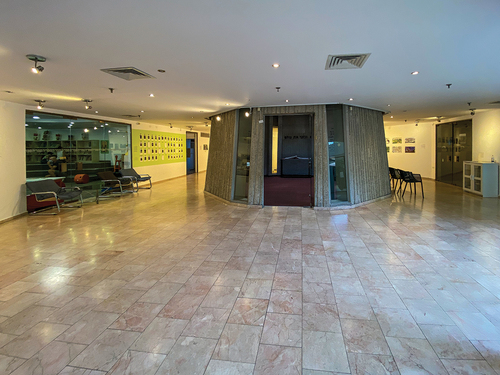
[0,0,499,129]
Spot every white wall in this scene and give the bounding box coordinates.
[384,122,435,179]
[198,134,210,172]
[0,100,27,221]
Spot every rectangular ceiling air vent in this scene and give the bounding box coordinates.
[101,67,155,81]
[488,101,500,105]
[122,114,140,118]
[325,53,371,70]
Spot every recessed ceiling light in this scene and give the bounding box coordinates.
[349,98,354,101]
[25,123,28,127]
[33,116,40,119]
[100,124,104,127]
[108,130,111,133]
[149,93,154,97]
[105,123,108,126]
[285,99,289,103]
[141,110,144,113]
[272,63,280,68]
[225,103,229,106]
[84,128,89,133]
[94,127,97,130]
[95,111,98,113]
[216,116,221,121]
[390,116,394,118]
[387,104,391,107]
[245,112,250,117]
[38,126,42,129]
[411,71,419,75]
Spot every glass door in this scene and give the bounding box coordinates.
[452,121,472,186]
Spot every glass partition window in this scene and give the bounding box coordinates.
[326,105,348,202]
[25,111,131,182]
[233,109,252,202]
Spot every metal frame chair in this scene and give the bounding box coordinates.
[118,168,152,191]
[389,167,403,193]
[26,180,83,214]
[97,171,135,200]
[401,170,424,198]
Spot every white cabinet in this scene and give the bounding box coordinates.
[463,162,499,197]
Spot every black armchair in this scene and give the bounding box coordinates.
[118,168,152,191]
[401,170,424,198]
[389,167,403,192]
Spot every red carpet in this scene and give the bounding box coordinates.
[264,176,314,206]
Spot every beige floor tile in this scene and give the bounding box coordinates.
[201,286,240,309]
[303,303,340,333]
[80,279,127,299]
[131,317,188,354]
[155,336,217,375]
[59,367,106,374]
[347,353,400,375]
[109,302,163,332]
[178,275,217,295]
[239,279,272,299]
[0,304,58,335]
[471,340,500,374]
[336,294,376,320]
[302,331,349,373]
[420,324,482,359]
[56,310,119,344]
[69,329,140,371]
[213,323,262,363]
[441,359,497,375]
[0,355,25,374]
[374,307,425,339]
[227,298,268,326]
[0,332,17,347]
[0,322,69,359]
[254,345,301,375]
[268,290,302,314]
[137,281,182,303]
[0,281,39,302]
[182,307,230,339]
[10,340,86,375]
[45,297,102,325]
[107,350,165,375]
[0,292,46,316]
[205,359,254,375]
[158,293,205,319]
[386,337,449,375]
[341,319,391,355]
[92,288,145,314]
[302,282,335,305]
[261,313,302,347]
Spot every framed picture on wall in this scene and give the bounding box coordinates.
[100,140,109,153]
[386,146,390,153]
[405,137,416,143]
[392,146,402,153]
[405,146,416,153]
[392,137,402,144]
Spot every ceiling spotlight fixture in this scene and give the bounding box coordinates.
[84,128,89,133]
[387,104,391,107]
[349,98,354,101]
[390,116,394,119]
[446,84,452,89]
[95,111,99,113]
[26,54,46,74]
[436,116,443,122]
[276,87,281,92]
[205,122,208,127]
[33,116,40,119]
[105,123,108,126]
[411,71,419,75]
[149,93,155,97]
[157,69,166,73]
[415,119,420,127]
[94,127,97,130]
[272,63,280,68]
[82,99,93,110]
[38,126,42,129]
[225,103,230,106]
[108,130,112,133]
[4,90,14,94]
[470,108,476,116]
[285,99,289,103]
[109,88,115,93]
[216,116,221,121]
[245,112,250,117]
[169,123,172,128]
[35,100,45,109]
[141,110,144,113]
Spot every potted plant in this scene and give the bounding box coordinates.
[33,133,39,141]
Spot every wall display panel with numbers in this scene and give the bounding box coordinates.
[132,130,186,166]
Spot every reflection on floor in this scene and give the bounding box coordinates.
[0,173,500,374]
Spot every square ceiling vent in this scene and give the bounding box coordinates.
[100,67,155,81]
[325,53,371,70]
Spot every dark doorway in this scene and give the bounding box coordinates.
[264,114,314,206]
[436,120,472,186]
[186,132,197,175]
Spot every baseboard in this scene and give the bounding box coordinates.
[0,211,28,225]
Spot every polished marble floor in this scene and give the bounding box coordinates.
[1,173,500,374]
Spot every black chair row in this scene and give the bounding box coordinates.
[389,167,424,198]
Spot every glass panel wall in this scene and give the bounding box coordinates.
[233,109,252,202]
[326,105,348,202]
[25,111,131,185]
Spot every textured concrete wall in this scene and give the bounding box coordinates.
[204,110,237,201]
[247,105,330,207]
[344,105,391,204]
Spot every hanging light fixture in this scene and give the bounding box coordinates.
[35,100,45,109]
[82,99,93,110]
[26,54,46,73]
